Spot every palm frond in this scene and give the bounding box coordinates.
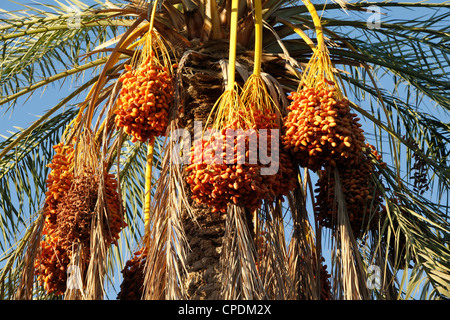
[287,176,321,300]
[142,135,191,300]
[221,204,267,299]
[330,167,371,300]
[0,0,132,109]
[257,201,295,299]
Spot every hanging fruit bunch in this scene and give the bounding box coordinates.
[186,80,295,213]
[35,136,126,296]
[186,112,272,213]
[255,230,268,272]
[35,236,71,295]
[270,148,297,198]
[314,144,386,237]
[404,136,430,196]
[261,138,298,201]
[35,141,76,295]
[282,81,366,171]
[54,167,124,249]
[241,81,297,202]
[42,141,75,234]
[186,0,298,214]
[319,257,332,300]
[114,30,174,143]
[281,0,366,172]
[117,248,148,300]
[185,0,285,214]
[239,0,297,201]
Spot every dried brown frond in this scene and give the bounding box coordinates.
[330,166,371,300]
[15,214,44,300]
[286,184,320,300]
[221,205,266,299]
[141,67,192,299]
[256,202,295,299]
[141,134,191,300]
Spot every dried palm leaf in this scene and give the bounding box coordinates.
[14,214,44,300]
[287,184,320,300]
[256,201,295,299]
[141,133,191,299]
[221,204,266,299]
[330,166,370,300]
[141,57,192,299]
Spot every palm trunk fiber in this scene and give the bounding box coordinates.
[179,46,228,300]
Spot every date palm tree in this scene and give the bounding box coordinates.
[0,0,449,300]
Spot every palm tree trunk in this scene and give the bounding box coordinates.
[181,206,226,299]
[178,46,230,299]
